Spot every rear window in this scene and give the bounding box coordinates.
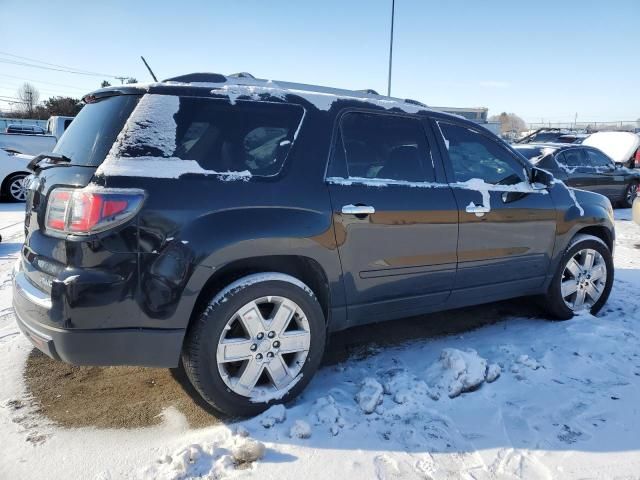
[54,94,141,167]
[110,95,304,177]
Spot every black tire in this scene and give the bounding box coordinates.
[182,273,326,417]
[622,181,638,208]
[542,234,614,320]
[3,173,28,202]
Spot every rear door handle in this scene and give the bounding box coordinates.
[341,204,375,215]
[465,203,490,216]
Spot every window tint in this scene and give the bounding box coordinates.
[114,97,304,176]
[437,122,525,185]
[586,149,612,168]
[54,94,141,167]
[558,149,585,168]
[337,112,433,182]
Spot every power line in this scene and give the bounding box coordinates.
[0,58,121,78]
[0,73,90,91]
[0,50,120,78]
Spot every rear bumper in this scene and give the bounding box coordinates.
[12,266,184,368]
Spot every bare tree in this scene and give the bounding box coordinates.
[489,112,527,134]
[17,82,40,117]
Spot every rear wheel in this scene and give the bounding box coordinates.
[623,181,638,208]
[3,173,28,202]
[542,234,613,319]
[182,273,326,417]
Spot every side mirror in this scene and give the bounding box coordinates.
[530,167,554,188]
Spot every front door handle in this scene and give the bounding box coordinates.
[465,202,490,216]
[341,204,375,215]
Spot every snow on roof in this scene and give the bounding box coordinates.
[162,74,433,114]
[583,131,640,164]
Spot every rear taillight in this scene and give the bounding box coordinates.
[634,148,640,166]
[45,187,145,236]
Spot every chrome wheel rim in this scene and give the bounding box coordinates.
[626,183,638,204]
[216,295,311,399]
[561,248,607,311]
[9,176,27,201]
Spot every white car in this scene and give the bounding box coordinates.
[0,149,32,202]
[0,116,74,156]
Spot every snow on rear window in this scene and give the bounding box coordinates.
[98,94,304,179]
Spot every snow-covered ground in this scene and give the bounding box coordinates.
[2,203,640,479]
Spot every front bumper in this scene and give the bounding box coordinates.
[12,264,184,368]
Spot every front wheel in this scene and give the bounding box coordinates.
[623,181,638,208]
[182,273,326,417]
[542,234,613,320]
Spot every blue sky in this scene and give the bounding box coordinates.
[0,0,638,123]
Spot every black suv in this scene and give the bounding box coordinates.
[13,73,615,416]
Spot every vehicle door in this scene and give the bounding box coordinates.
[555,148,600,192]
[584,147,626,200]
[431,119,557,303]
[326,110,458,325]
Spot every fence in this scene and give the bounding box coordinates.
[527,121,640,133]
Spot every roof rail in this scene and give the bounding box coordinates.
[228,72,255,79]
[355,89,380,95]
[404,98,427,107]
[163,72,227,83]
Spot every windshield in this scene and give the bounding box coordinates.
[53,94,140,166]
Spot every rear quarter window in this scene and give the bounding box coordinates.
[109,95,305,177]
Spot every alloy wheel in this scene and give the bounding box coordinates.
[8,175,27,202]
[216,295,311,398]
[561,248,607,311]
[626,183,638,205]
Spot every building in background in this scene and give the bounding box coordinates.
[433,106,501,136]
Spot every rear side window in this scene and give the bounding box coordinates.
[437,122,525,185]
[333,112,434,182]
[112,95,304,177]
[54,94,141,167]
[558,149,585,168]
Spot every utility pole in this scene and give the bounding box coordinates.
[115,76,129,85]
[387,0,395,97]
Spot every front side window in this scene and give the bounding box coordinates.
[585,149,612,168]
[110,95,304,176]
[334,112,434,183]
[438,122,525,185]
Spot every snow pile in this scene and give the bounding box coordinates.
[309,396,345,436]
[355,377,384,414]
[259,404,286,428]
[289,420,312,439]
[230,436,266,463]
[425,348,501,398]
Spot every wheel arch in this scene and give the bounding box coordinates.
[573,225,614,252]
[186,255,332,335]
[1,171,30,197]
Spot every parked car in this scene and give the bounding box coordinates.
[0,149,32,201]
[516,128,586,144]
[13,73,615,417]
[513,143,640,207]
[0,115,74,155]
[582,131,640,169]
[6,124,45,135]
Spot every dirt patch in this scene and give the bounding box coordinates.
[24,350,220,429]
[22,298,542,430]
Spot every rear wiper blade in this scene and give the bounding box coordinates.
[27,152,72,171]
